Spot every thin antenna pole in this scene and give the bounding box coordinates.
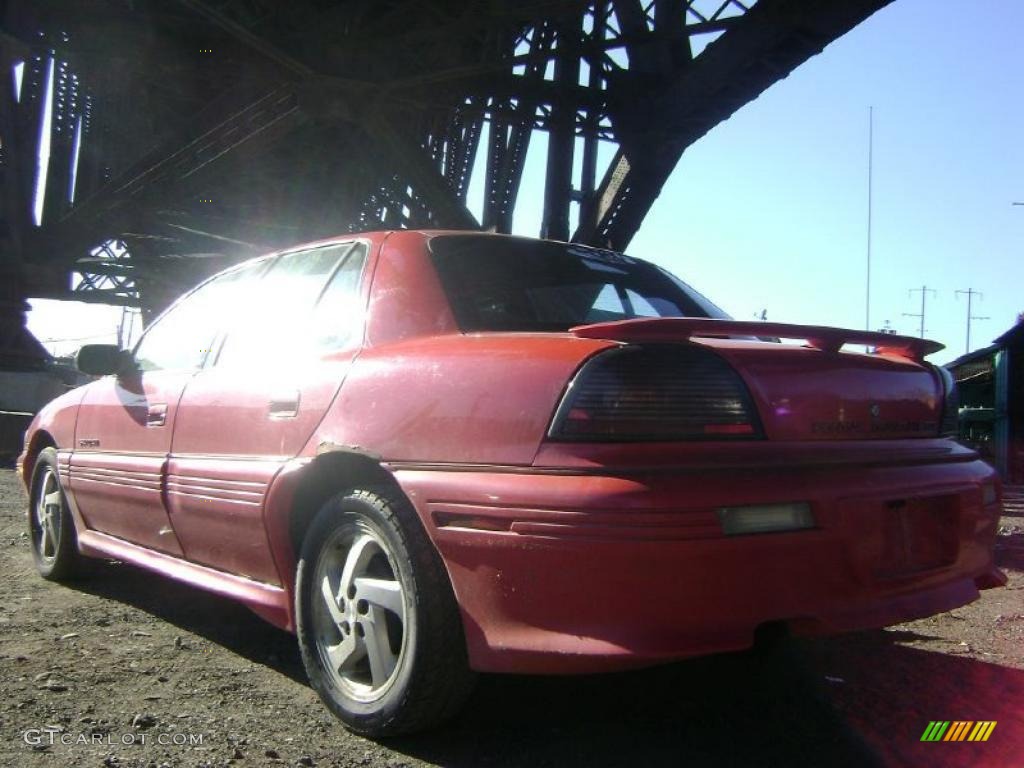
[865,107,873,333]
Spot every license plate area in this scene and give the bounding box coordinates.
[874,495,959,578]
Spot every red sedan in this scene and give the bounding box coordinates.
[18,231,1004,736]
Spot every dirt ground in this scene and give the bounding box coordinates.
[1,468,1021,768]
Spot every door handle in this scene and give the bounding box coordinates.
[147,403,167,427]
[269,390,300,418]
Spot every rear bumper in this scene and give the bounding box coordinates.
[395,451,1002,674]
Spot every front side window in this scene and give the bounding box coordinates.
[133,260,266,372]
[429,235,728,332]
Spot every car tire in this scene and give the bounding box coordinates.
[295,486,476,737]
[29,447,88,581]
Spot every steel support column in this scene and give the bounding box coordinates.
[541,18,581,242]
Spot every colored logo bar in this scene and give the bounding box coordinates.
[921,721,997,742]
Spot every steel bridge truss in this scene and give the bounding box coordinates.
[1,0,893,315]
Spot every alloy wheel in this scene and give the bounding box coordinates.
[312,521,407,701]
[34,467,63,564]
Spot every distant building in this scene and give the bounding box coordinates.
[946,321,1024,483]
[0,313,92,458]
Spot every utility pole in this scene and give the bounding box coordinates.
[955,288,989,354]
[903,285,936,339]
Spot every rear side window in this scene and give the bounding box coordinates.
[133,260,266,372]
[216,242,366,367]
[429,235,727,332]
[309,245,368,351]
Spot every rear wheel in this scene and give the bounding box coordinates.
[295,486,475,737]
[29,447,88,580]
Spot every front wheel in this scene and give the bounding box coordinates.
[295,486,475,737]
[29,447,88,580]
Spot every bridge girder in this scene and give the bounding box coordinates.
[1,0,893,320]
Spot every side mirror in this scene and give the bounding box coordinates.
[76,344,128,376]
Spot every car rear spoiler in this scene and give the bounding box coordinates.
[570,318,944,362]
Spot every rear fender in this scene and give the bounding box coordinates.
[261,445,401,632]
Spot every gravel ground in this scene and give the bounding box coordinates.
[0,467,1021,768]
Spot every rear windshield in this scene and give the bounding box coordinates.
[429,235,728,332]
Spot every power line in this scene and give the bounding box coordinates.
[955,288,989,354]
[903,285,936,339]
[40,331,117,344]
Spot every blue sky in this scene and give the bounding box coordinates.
[491,0,1023,364]
[29,0,1023,364]
[629,0,1024,364]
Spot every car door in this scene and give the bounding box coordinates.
[167,241,369,582]
[69,263,261,554]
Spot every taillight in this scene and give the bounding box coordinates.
[936,365,959,438]
[548,345,762,441]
